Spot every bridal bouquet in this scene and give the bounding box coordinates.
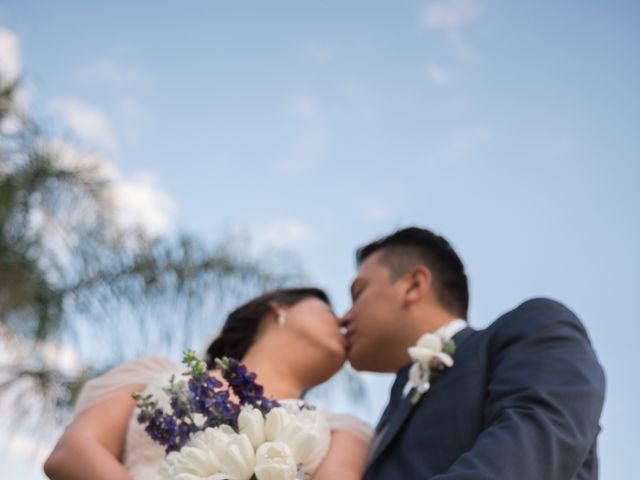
[133,350,330,480]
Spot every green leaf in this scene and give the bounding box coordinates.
[442,340,456,355]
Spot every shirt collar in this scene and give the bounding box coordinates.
[433,318,468,342]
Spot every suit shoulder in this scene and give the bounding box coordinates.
[487,297,587,339]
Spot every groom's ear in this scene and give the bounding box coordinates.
[404,265,432,306]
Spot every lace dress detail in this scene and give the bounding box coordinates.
[74,356,373,479]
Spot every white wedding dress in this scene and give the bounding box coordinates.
[74,356,373,479]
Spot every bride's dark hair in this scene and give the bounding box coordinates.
[205,287,331,367]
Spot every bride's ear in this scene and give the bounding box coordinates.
[404,266,432,305]
[268,300,280,314]
[268,301,287,327]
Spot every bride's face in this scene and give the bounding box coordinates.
[286,297,347,376]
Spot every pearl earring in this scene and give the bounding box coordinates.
[277,312,287,327]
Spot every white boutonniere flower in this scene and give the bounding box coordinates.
[403,332,456,404]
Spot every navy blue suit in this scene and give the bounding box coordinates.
[364,298,605,479]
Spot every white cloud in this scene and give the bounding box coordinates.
[110,171,177,238]
[447,125,492,157]
[0,27,21,81]
[420,0,487,60]
[421,0,486,30]
[75,59,147,88]
[44,139,118,180]
[38,141,176,238]
[255,221,313,249]
[425,63,453,86]
[0,31,169,239]
[49,98,116,150]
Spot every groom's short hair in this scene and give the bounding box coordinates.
[356,227,469,319]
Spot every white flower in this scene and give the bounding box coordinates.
[156,425,255,480]
[157,446,221,479]
[238,405,266,449]
[417,332,443,351]
[408,332,454,368]
[265,407,291,442]
[268,403,331,473]
[223,434,255,479]
[403,332,456,401]
[408,362,431,393]
[254,442,298,480]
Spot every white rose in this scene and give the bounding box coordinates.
[238,405,266,449]
[254,442,298,480]
[264,407,291,442]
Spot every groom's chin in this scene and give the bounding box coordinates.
[347,359,366,372]
[346,350,374,372]
[347,348,400,373]
[348,359,384,373]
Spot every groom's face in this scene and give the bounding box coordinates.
[342,250,407,372]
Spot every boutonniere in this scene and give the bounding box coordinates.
[404,333,456,405]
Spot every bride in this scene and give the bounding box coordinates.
[44,287,372,479]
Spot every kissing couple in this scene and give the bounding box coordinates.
[45,226,606,479]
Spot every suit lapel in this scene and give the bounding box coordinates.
[366,385,418,467]
[365,326,476,469]
[373,367,408,434]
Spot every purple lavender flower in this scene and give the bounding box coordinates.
[188,375,223,413]
[207,390,241,428]
[133,350,279,454]
[142,408,189,453]
[216,357,279,413]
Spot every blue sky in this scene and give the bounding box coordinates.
[1,1,639,477]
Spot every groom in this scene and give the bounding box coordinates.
[341,227,605,479]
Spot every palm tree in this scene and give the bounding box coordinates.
[0,76,300,432]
